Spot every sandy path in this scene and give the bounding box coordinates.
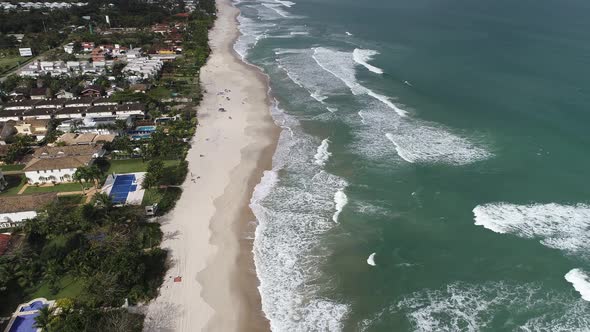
[143,0,277,330]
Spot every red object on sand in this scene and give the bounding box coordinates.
[174,276,182,282]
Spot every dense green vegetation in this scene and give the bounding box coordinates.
[0,197,165,329]
[0,0,217,328]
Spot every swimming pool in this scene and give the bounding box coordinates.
[8,313,39,332]
[131,134,151,140]
[134,126,156,132]
[109,174,138,204]
[19,301,44,312]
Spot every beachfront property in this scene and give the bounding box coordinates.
[102,172,146,205]
[23,145,105,184]
[3,298,56,332]
[0,193,57,228]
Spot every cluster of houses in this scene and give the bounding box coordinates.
[151,21,185,52]
[122,57,164,82]
[19,60,115,78]
[0,1,87,11]
[0,84,147,149]
[0,97,146,122]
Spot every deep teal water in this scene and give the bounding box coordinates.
[241,0,590,330]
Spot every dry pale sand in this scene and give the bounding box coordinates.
[143,0,277,331]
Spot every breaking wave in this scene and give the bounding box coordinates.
[353,49,384,74]
[251,105,350,331]
[314,138,331,167]
[386,281,590,332]
[473,203,590,257]
[565,268,590,301]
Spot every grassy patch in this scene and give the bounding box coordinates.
[0,164,25,172]
[0,175,26,196]
[29,275,84,301]
[24,182,93,194]
[0,55,25,74]
[142,188,163,206]
[58,194,85,206]
[107,159,180,174]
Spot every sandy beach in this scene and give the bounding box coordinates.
[143,0,277,330]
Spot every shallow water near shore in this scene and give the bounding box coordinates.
[240,0,590,330]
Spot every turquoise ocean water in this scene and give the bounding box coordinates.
[241,0,590,330]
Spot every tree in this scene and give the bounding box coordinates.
[34,306,55,332]
[73,167,90,193]
[74,165,103,192]
[72,41,82,54]
[142,159,164,189]
[87,165,103,187]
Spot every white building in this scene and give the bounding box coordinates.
[122,57,163,82]
[64,42,75,54]
[23,145,105,184]
[18,60,107,77]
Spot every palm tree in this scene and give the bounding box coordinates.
[94,192,113,210]
[73,168,89,194]
[34,306,54,332]
[87,165,103,187]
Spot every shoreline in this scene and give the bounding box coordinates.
[143,0,278,330]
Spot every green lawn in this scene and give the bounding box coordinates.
[29,275,84,301]
[0,164,25,172]
[107,159,180,174]
[142,188,164,206]
[0,175,26,196]
[58,194,85,206]
[0,55,25,74]
[24,182,93,194]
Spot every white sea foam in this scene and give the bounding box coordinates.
[312,47,408,117]
[261,3,290,18]
[309,47,492,165]
[385,125,491,165]
[395,281,590,332]
[345,31,353,36]
[352,106,492,165]
[234,15,276,58]
[367,253,376,266]
[473,203,590,256]
[332,188,348,223]
[276,49,348,107]
[275,0,295,7]
[353,49,384,74]
[565,269,590,301]
[314,138,331,167]
[290,31,309,35]
[251,105,350,331]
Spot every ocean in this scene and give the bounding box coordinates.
[239,0,590,330]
